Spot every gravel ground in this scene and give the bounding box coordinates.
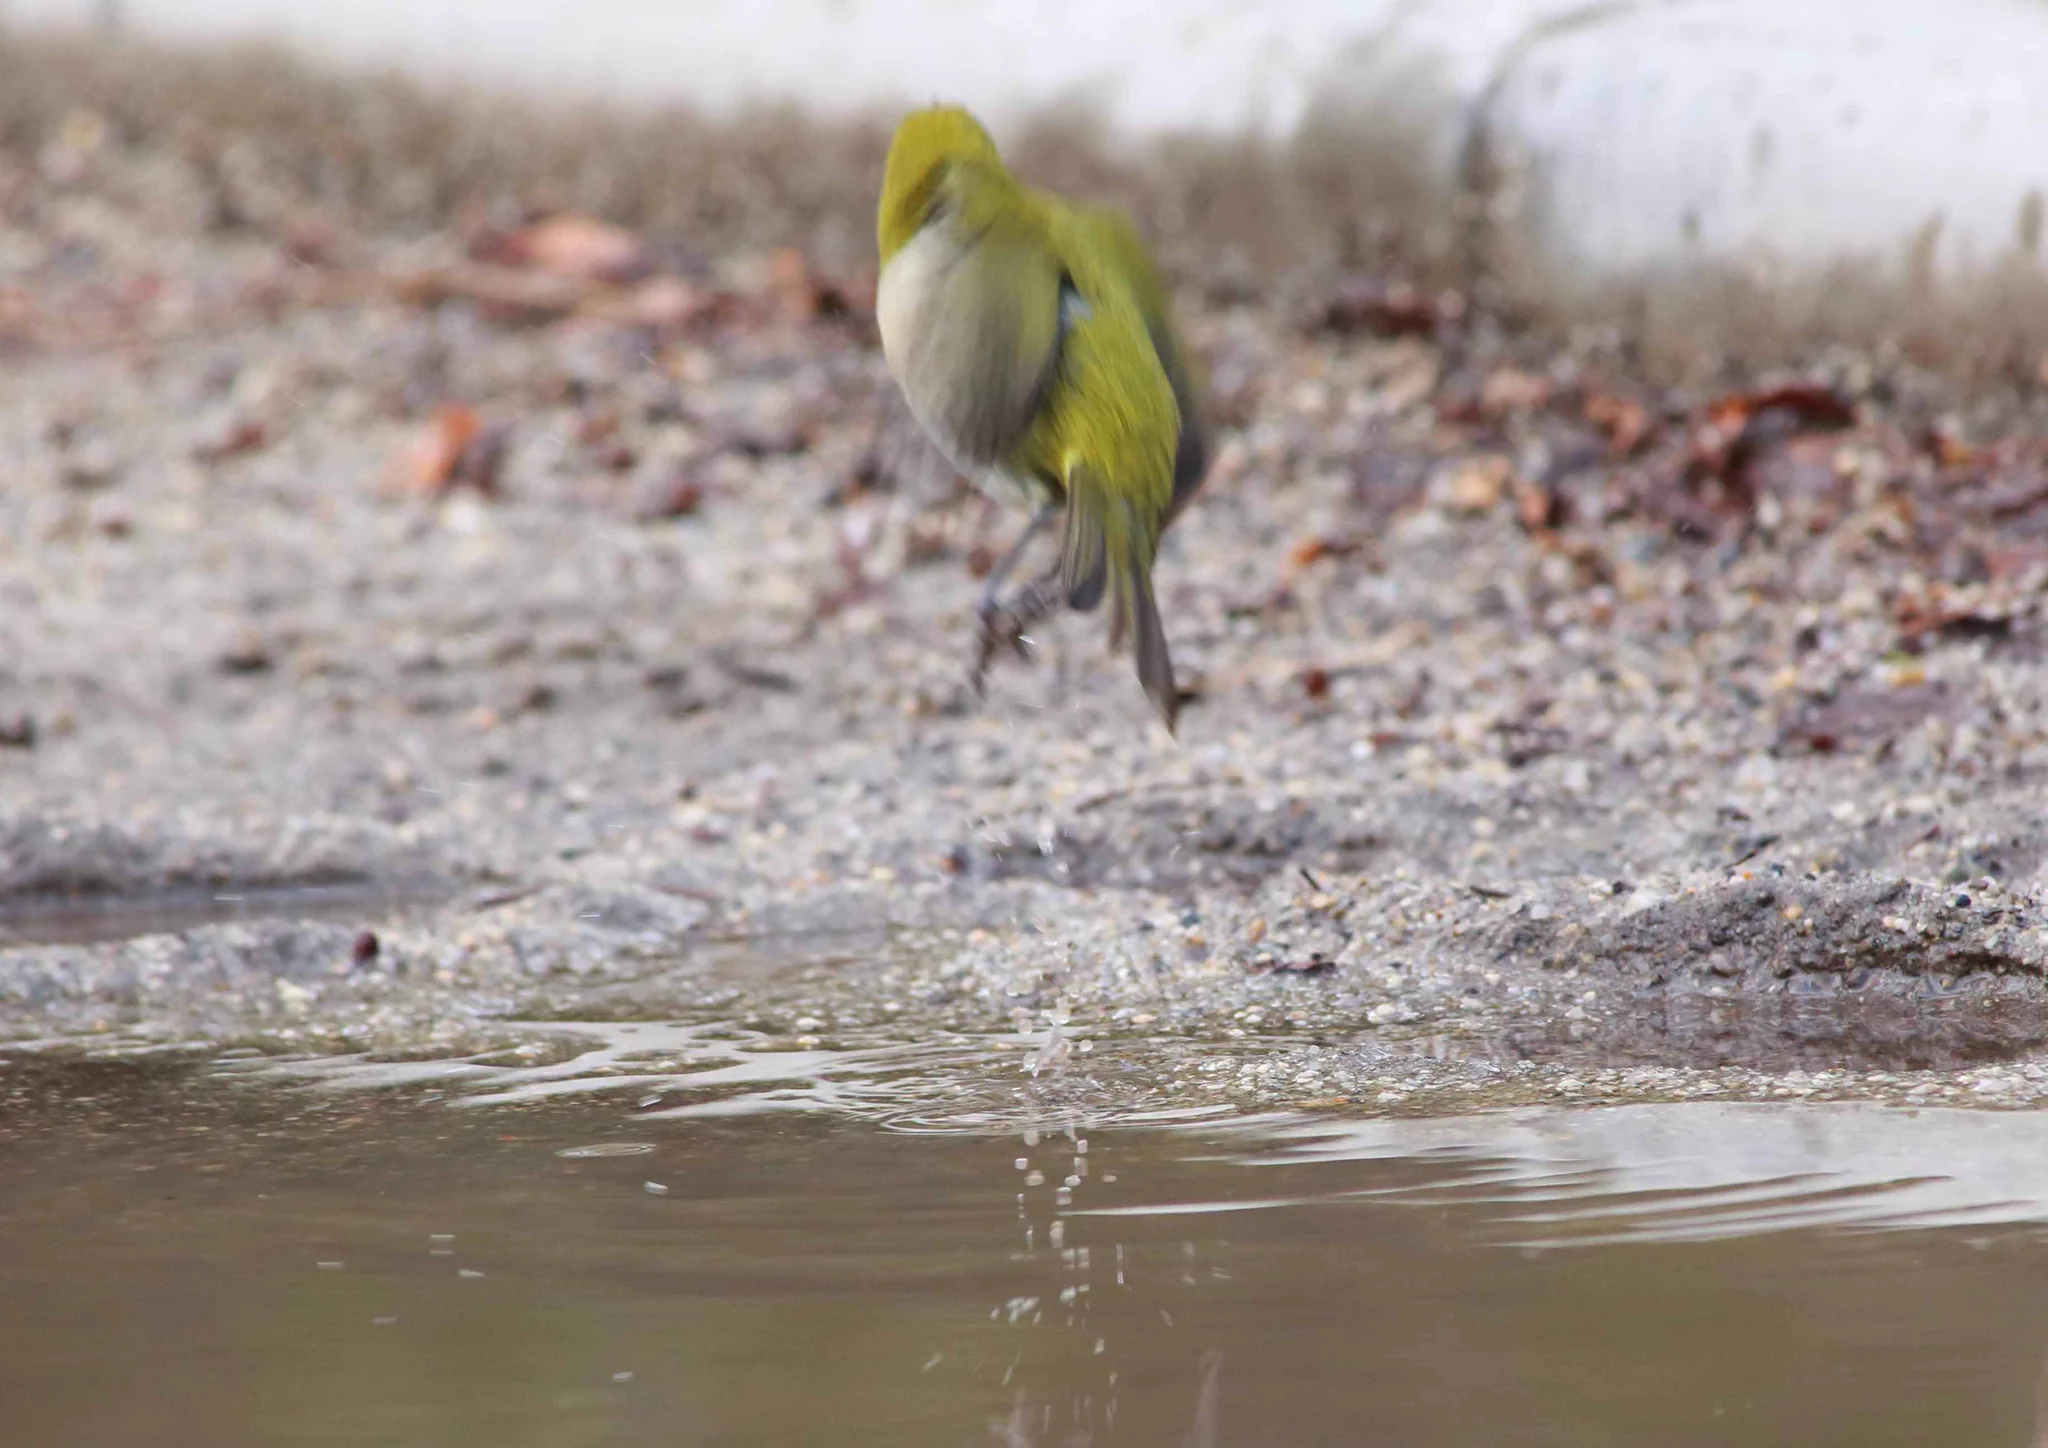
[8,38,2048,1118]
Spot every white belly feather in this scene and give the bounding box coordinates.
[877,226,1054,515]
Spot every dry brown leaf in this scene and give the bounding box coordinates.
[1286,535,1363,569]
[1691,383,1856,479]
[1921,422,1980,471]
[1316,282,1462,338]
[388,405,497,497]
[1445,455,1513,514]
[764,247,869,320]
[1582,390,1653,456]
[1514,479,1563,532]
[1891,588,2012,648]
[633,467,706,522]
[390,263,593,323]
[192,417,268,463]
[477,214,647,284]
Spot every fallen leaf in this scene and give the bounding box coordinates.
[1444,455,1513,513]
[396,404,475,493]
[1690,383,1855,480]
[1645,382,1862,537]
[388,405,505,497]
[632,465,706,521]
[1286,534,1364,569]
[192,417,268,463]
[1714,383,1856,432]
[1891,590,2013,648]
[1533,531,1612,585]
[1316,282,1462,338]
[765,247,867,320]
[1514,479,1564,531]
[1921,421,1979,471]
[390,263,594,324]
[1582,390,1653,455]
[475,214,648,285]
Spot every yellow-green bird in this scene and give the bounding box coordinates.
[874,104,1207,731]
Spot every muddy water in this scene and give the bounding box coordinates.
[9,1045,2048,1446]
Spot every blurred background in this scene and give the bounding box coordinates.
[11,0,2048,329]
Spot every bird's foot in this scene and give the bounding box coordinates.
[970,581,1059,698]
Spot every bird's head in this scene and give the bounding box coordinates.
[877,104,1003,263]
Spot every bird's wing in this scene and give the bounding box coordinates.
[1070,205,1210,520]
[1031,217,1183,728]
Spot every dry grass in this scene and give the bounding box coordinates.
[0,27,1470,284]
[5,26,2048,383]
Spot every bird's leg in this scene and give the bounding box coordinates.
[971,574,1063,696]
[975,503,1058,621]
[971,504,1061,696]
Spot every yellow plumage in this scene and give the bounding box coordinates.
[875,105,1206,730]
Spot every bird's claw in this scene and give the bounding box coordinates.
[970,584,1053,696]
[970,605,1031,697]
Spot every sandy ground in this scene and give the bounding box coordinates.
[8,37,2048,1117]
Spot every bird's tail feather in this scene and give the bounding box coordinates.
[1066,464,1176,730]
[1124,561,1178,732]
[1060,486,1108,613]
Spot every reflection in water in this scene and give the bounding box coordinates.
[9,1051,2048,1444]
[1227,1105,2048,1243]
[1183,1350,1223,1448]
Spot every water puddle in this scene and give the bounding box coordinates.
[8,1045,2048,1444]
